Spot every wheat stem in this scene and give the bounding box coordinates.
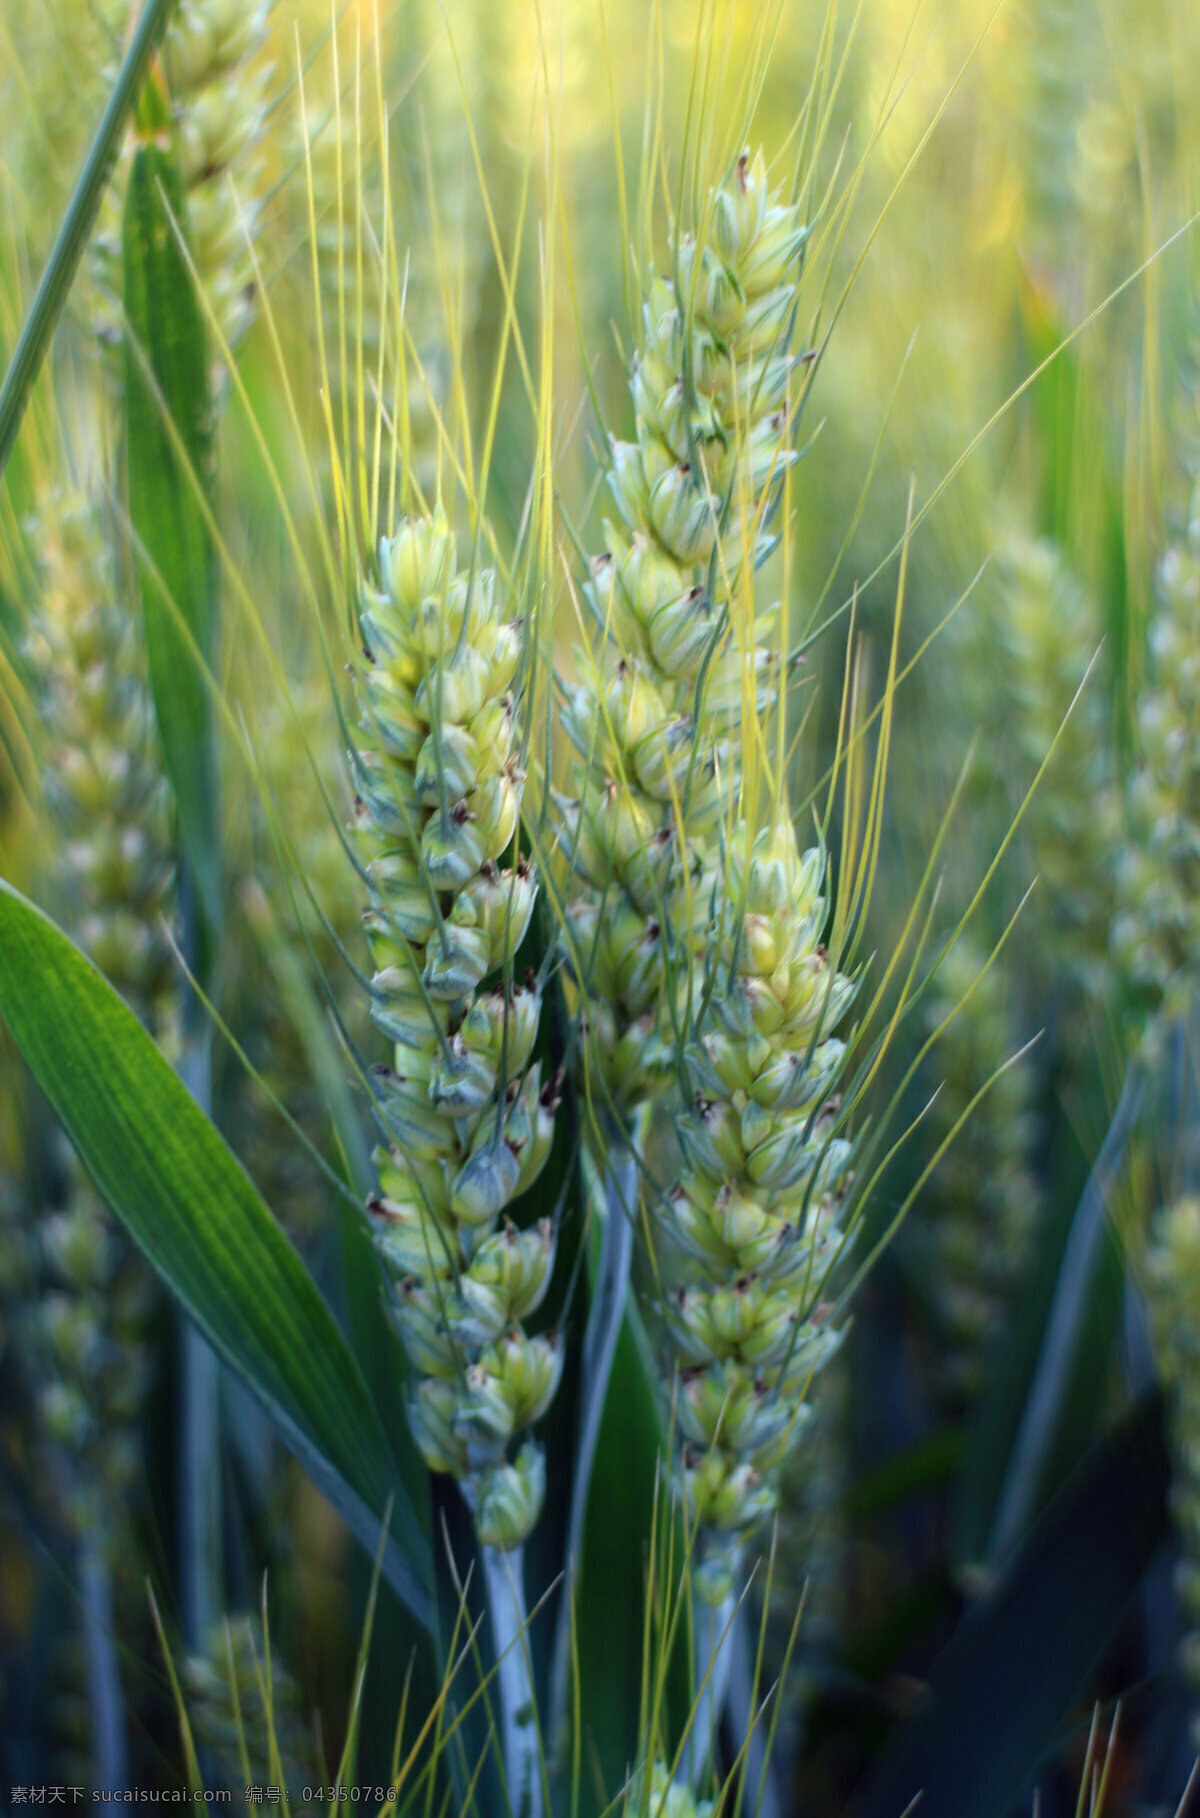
[679,1586,737,1791]
[80,1531,128,1793]
[481,1542,542,1818]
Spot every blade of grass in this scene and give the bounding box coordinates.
[149,1582,204,1796]
[548,1133,639,1746]
[987,1063,1145,1566]
[0,877,434,1628]
[123,75,221,950]
[0,0,181,475]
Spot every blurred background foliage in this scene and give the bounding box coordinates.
[2,0,1200,1811]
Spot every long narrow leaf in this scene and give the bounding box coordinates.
[0,878,434,1628]
[0,0,181,475]
[986,1064,1143,1564]
[123,72,221,944]
[548,1140,636,1745]
[953,1064,1144,1573]
[572,1308,687,1798]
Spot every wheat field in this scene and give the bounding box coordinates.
[0,2,1198,1813]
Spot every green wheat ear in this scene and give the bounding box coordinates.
[349,509,560,1550]
[2,465,178,1785]
[182,1615,323,1796]
[914,933,1039,1411]
[994,535,1118,1013]
[1113,482,1200,1048]
[560,145,806,1122]
[554,143,866,1611]
[22,483,174,1525]
[661,819,856,1606]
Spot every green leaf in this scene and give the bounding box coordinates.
[0,877,433,1629]
[123,91,221,949]
[542,1138,634,1750]
[0,0,182,476]
[951,1066,1141,1568]
[851,1390,1170,1818]
[574,1308,688,1802]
